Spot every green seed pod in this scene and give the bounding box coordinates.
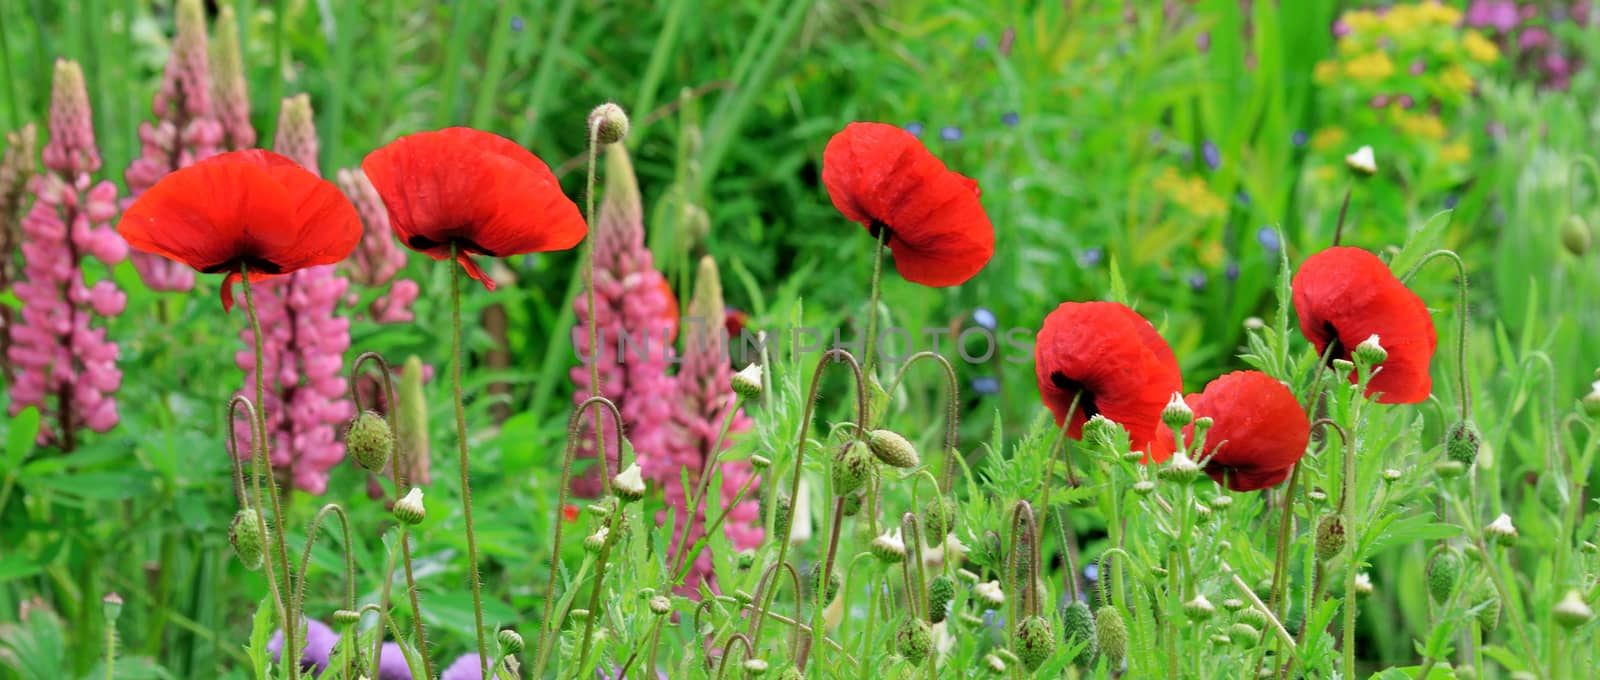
[867,429,920,468]
[1014,615,1055,672]
[1562,213,1591,256]
[1315,515,1346,562]
[1427,549,1462,605]
[831,441,875,495]
[346,410,394,472]
[1445,421,1481,466]
[1475,591,1501,632]
[895,617,933,664]
[1061,600,1098,667]
[1095,606,1128,668]
[922,496,959,546]
[228,508,267,570]
[927,575,955,624]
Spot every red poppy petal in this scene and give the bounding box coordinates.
[1166,371,1309,492]
[1292,247,1437,404]
[1035,301,1182,454]
[263,163,364,271]
[884,173,994,286]
[117,152,297,273]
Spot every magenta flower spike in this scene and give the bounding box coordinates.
[335,167,418,323]
[6,60,128,449]
[210,5,255,151]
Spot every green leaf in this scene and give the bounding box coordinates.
[246,596,273,680]
[4,406,40,471]
[0,553,41,584]
[1108,255,1129,305]
[1389,209,1454,278]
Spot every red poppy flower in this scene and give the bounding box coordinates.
[1155,371,1311,492]
[821,122,994,287]
[1291,247,1437,404]
[360,127,586,290]
[1034,301,1182,458]
[562,504,580,523]
[117,149,361,312]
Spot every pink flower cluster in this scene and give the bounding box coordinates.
[336,168,419,323]
[124,0,223,292]
[1465,0,1591,90]
[6,60,128,448]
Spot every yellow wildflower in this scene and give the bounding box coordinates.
[1440,65,1475,94]
[1155,168,1225,220]
[1343,10,1381,35]
[1344,51,1395,81]
[1461,30,1500,63]
[1310,127,1348,152]
[1394,111,1447,141]
[1439,141,1471,164]
[1420,1,1463,26]
[1314,60,1340,85]
[1313,165,1337,183]
[1382,5,1421,35]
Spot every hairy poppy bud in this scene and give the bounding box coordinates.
[646,595,671,616]
[498,628,524,654]
[927,575,955,624]
[583,527,609,553]
[1427,550,1462,604]
[958,611,985,629]
[1435,460,1466,479]
[1133,480,1157,495]
[974,580,1006,608]
[1120,450,1146,463]
[840,492,864,517]
[743,659,769,676]
[1061,601,1097,667]
[896,617,933,664]
[1228,622,1262,647]
[613,462,646,503]
[1583,381,1600,417]
[1222,598,1246,613]
[1161,392,1194,429]
[395,488,426,525]
[1331,358,1356,378]
[1475,591,1501,632]
[1159,451,1200,484]
[809,565,840,605]
[332,609,360,627]
[1014,615,1055,671]
[1446,421,1481,466]
[761,493,791,540]
[982,653,1007,674]
[751,454,771,470]
[1307,489,1329,504]
[229,508,267,570]
[1185,594,1216,621]
[588,103,629,145]
[1354,334,1387,367]
[867,429,920,468]
[1236,606,1269,631]
[1315,515,1346,562]
[831,441,875,495]
[1382,468,1402,482]
[1210,633,1233,647]
[1553,589,1593,629]
[870,529,906,564]
[1082,414,1125,451]
[346,410,394,472]
[1209,494,1233,511]
[731,363,763,400]
[1345,145,1377,175]
[1485,513,1518,546]
[569,608,592,623]
[1096,606,1128,667]
[1562,214,1591,256]
[922,497,958,546]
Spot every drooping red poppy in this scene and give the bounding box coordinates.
[360,127,586,290]
[821,122,994,287]
[1034,301,1183,458]
[117,149,361,312]
[1291,246,1437,404]
[1155,371,1311,492]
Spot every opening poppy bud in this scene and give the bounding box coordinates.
[332,609,361,627]
[1382,468,1402,482]
[927,575,955,624]
[1427,549,1462,604]
[1331,358,1356,378]
[101,593,123,625]
[1184,594,1216,621]
[583,527,609,553]
[497,628,524,654]
[1474,591,1501,631]
[743,658,769,677]
[867,429,920,468]
[569,608,592,623]
[896,617,934,664]
[1446,421,1480,466]
[1222,597,1246,613]
[1133,480,1157,496]
[612,463,646,503]
[1315,515,1346,561]
[1227,622,1262,647]
[1009,615,1053,671]
[1159,450,1201,484]
[982,653,1007,674]
[870,529,906,564]
[1485,513,1518,545]
[229,508,267,570]
[922,497,958,546]
[1562,214,1591,256]
[1081,415,1126,452]
[1553,589,1593,629]
[1344,145,1377,175]
[751,454,771,470]
[731,363,763,400]
[1236,606,1270,631]
[1354,334,1387,367]
[974,580,1006,608]
[346,410,394,472]
[1161,392,1194,429]
[831,441,875,495]
[1060,601,1096,667]
[1434,460,1466,479]
[1354,572,1374,597]
[588,103,629,145]
[394,488,426,525]
[1096,606,1128,667]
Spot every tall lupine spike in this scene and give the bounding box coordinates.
[664,256,761,591]
[1,124,39,383]
[229,95,354,494]
[123,0,224,292]
[335,168,419,323]
[569,144,679,497]
[6,60,128,449]
[210,5,255,151]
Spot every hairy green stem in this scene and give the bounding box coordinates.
[447,244,489,674]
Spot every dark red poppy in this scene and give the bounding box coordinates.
[360,127,586,290]
[117,149,361,312]
[1034,301,1182,458]
[821,122,994,287]
[1155,371,1311,492]
[1291,247,1436,404]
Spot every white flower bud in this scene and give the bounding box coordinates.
[613,463,646,503]
[394,488,426,525]
[732,363,763,399]
[1345,145,1377,175]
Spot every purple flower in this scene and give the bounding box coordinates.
[375,642,412,680]
[1256,227,1281,253]
[904,121,925,137]
[1001,111,1020,127]
[1078,247,1103,267]
[970,376,1000,395]
[1187,272,1208,291]
[1201,140,1220,170]
[939,125,963,142]
[972,307,997,330]
[1292,130,1308,147]
[267,619,339,676]
[442,654,486,680]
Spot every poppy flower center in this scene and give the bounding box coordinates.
[868,220,894,245]
[1048,372,1100,419]
[202,257,283,275]
[407,234,498,257]
[1322,321,1346,365]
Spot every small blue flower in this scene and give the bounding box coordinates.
[1079,247,1103,267]
[1202,141,1221,170]
[1226,261,1240,281]
[939,125,963,142]
[1187,272,1207,291]
[972,307,997,330]
[1443,193,1460,209]
[1292,130,1308,147]
[970,376,1000,396]
[904,122,925,137]
[1256,227,1281,253]
[510,16,525,32]
[974,34,991,50]
[1001,111,1020,127]
[1235,189,1251,206]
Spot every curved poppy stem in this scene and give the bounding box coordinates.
[445,244,490,675]
[582,110,612,497]
[574,400,636,677]
[862,227,888,377]
[1039,393,1082,542]
[887,351,961,493]
[746,562,805,663]
[291,504,356,635]
[1332,186,1352,247]
[240,269,300,680]
[1398,249,1471,420]
[225,396,289,673]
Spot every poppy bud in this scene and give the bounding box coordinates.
[346,410,394,472]
[1435,460,1466,479]
[569,608,592,623]
[1013,615,1055,671]
[922,497,958,546]
[1222,598,1246,613]
[982,653,1007,674]
[867,429,920,468]
[956,568,980,583]
[896,617,933,664]
[101,593,123,624]
[1082,414,1126,451]
[831,441,875,495]
[731,363,763,400]
[761,493,791,540]
[1331,358,1356,378]
[1354,334,1387,367]
[613,462,646,503]
[974,580,1006,608]
[1096,605,1128,667]
[1120,450,1146,463]
[1315,515,1346,562]
[733,589,755,606]
[1209,494,1233,511]
[958,612,986,629]
[1344,145,1377,175]
[1485,513,1518,546]
[1184,594,1216,621]
[1474,591,1501,632]
[751,454,771,470]
[497,628,524,654]
[332,609,361,627]
[776,667,803,680]
[1228,622,1262,647]
[1582,382,1600,417]
[1061,601,1097,667]
[840,492,864,517]
[583,527,609,553]
[588,103,629,145]
[229,508,267,571]
[1562,214,1591,256]
[1553,589,1593,629]
[1209,633,1233,647]
[1382,468,1402,482]
[1161,392,1194,429]
[927,575,955,624]
[1159,451,1201,484]
[1236,606,1270,631]
[1446,421,1481,466]
[1354,572,1374,598]
[395,488,426,525]
[870,529,906,564]
[1133,480,1157,496]
[736,549,756,570]
[809,565,840,605]
[1427,549,1462,604]
[1308,488,1329,504]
